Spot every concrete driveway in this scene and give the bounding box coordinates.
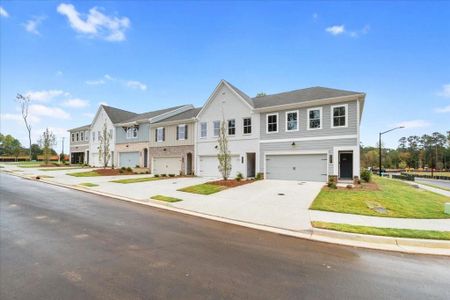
[172,180,324,231]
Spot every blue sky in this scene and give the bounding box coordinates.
[1,1,449,153]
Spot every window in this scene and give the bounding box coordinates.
[213,121,220,137]
[71,133,75,142]
[156,127,164,142]
[80,131,84,141]
[308,107,322,130]
[85,131,88,141]
[126,127,138,139]
[329,155,333,163]
[177,124,187,140]
[200,122,207,138]
[331,105,347,128]
[243,118,252,134]
[92,132,95,142]
[286,111,299,132]
[228,119,235,135]
[109,129,113,138]
[76,133,79,141]
[267,113,278,133]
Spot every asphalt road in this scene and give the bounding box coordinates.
[1,174,449,300]
[415,177,450,189]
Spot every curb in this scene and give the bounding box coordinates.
[4,171,450,256]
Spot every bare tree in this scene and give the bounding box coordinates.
[38,128,56,165]
[98,121,111,168]
[16,94,32,161]
[217,119,231,180]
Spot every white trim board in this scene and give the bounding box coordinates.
[259,134,357,144]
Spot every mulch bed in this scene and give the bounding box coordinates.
[208,179,255,188]
[94,169,134,176]
[325,181,380,191]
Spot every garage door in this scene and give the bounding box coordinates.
[119,152,140,168]
[199,155,240,177]
[91,153,99,166]
[266,154,327,182]
[153,157,182,175]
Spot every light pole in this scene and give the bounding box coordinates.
[379,126,404,176]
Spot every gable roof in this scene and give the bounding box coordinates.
[121,105,187,123]
[252,86,364,109]
[223,80,254,108]
[154,107,202,124]
[101,105,138,124]
[68,124,90,132]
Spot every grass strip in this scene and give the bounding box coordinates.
[151,195,182,203]
[178,183,226,195]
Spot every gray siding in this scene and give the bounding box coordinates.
[260,100,357,140]
[116,123,150,144]
[260,138,358,175]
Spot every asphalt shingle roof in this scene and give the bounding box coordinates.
[102,105,138,124]
[251,86,364,109]
[121,105,187,123]
[68,124,91,131]
[154,107,202,123]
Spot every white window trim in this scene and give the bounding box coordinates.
[307,107,323,130]
[178,124,186,141]
[285,110,299,132]
[200,122,207,139]
[330,104,348,129]
[213,120,220,137]
[227,119,236,136]
[126,127,138,139]
[242,117,252,135]
[156,127,164,143]
[266,112,279,134]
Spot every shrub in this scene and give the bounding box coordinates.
[126,167,132,172]
[327,182,337,189]
[168,174,175,177]
[135,165,140,168]
[146,171,149,174]
[119,169,124,174]
[360,169,372,183]
[161,174,167,177]
[154,174,159,177]
[255,173,263,180]
[121,167,126,171]
[235,172,243,181]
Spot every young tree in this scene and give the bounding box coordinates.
[217,119,231,180]
[97,121,111,168]
[16,94,32,161]
[255,92,267,97]
[38,128,56,165]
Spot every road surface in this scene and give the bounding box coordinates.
[1,174,449,299]
[415,177,450,190]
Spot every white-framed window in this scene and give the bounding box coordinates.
[71,133,75,142]
[228,119,235,135]
[285,110,299,132]
[243,117,251,134]
[307,107,322,130]
[80,131,84,141]
[200,122,207,138]
[126,127,138,139]
[177,124,187,140]
[213,121,220,137]
[92,131,95,142]
[76,132,79,141]
[85,131,89,141]
[331,104,348,128]
[156,127,164,142]
[266,113,278,133]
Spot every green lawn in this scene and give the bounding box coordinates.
[310,177,450,219]
[110,177,161,184]
[312,221,450,240]
[151,195,182,203]
[67,171,102,177]
[178,183,226,195]
[79,182,99,187]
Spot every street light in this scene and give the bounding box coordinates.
[379,126,404,176]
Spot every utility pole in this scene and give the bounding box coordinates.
[378,126,404,176]
[61,137,65,163]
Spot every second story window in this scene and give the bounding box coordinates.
[71,133,75,142]
[243,118,251,134]
[156,127,165,142]
[177,124,187,140]
[92,131,96,142]
[200,122,207,138]
[332,105,347,128]
[80,131,84,141]
[126,127,138,139]
[308,107,322,130]
[213,121,220,137]
[76,133,79,141]
[267,113,278,133]
[85,131,88,141]
[286,111,299,131]
[228,119,235,135]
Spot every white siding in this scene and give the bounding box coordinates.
[89,107,116,167]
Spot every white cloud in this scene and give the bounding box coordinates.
[24,16,45,35]
[325,25,345,35]
[56,70,63,76]
[437,84,450,98]
[85,79,105,85]
[83,112,95,118]
[25,90,67,102]
[0,6,8,18]
[435,105,450,113]
[312,13,318,20]
[104,74,114,80]
[63,98,89,108]
[57,3,130,42]
[30,104,70,119]
[394,120,431,129]
[126,80,147,91]
[0,113,40,124]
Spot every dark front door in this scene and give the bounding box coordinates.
[339,152,353,179]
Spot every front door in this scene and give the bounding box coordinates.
[339,152,353,179]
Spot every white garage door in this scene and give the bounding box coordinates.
[153,157,182,175]
[119,152,140,168]
[91,153,99,166]
[266,154,328,182]
[199,155,240,178]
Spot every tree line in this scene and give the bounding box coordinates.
[361,131,450,170]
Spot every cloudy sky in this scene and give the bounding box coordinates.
[1,1,449,153]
